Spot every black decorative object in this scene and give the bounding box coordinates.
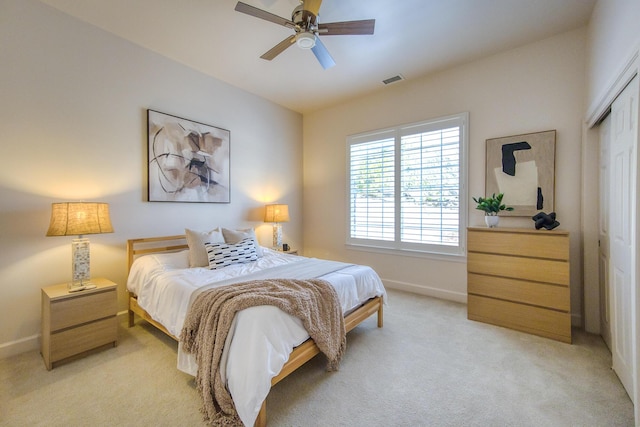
[532,211,560,230]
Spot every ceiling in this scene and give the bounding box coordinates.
[39,0,596,114]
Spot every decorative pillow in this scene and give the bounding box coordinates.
[221,227,264,257]
[185,228,225,267]
[205,238,258,270]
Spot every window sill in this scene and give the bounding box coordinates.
[345,243,467,263]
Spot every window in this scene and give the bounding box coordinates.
[347,113,468,257]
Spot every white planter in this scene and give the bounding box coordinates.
[485,215,500,228]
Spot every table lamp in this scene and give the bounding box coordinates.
[264,204,289,249]
[46,202,114,291]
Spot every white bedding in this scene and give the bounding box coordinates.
[127,247,386,426]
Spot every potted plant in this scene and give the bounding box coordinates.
[472,193,514,227]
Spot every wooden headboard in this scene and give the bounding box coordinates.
[127,235,188,272]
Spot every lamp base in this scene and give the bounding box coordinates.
[70,237,92,290]
[272,223,283,249]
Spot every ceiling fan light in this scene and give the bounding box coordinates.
[295,32,316,49]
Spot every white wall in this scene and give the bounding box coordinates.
[0,0,302,357]
[586,0,640,114]
[303,29,586,321]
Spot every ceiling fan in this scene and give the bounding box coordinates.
[234,0,375,69]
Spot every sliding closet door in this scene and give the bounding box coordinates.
[599,115,611,350]
[609,75,638,403]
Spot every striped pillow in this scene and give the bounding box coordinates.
[205,237,258,270]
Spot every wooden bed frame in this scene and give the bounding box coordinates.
[126,235,384,427]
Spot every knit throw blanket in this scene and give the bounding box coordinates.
[180,278,346,426]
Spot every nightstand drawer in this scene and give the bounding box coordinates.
[50,316,117,361]
[50,289,117,331]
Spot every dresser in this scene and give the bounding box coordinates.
[41,277,118,370]
[466,227,571,343]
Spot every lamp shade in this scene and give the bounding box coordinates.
[46,202,114,236]
[264,204,290,223]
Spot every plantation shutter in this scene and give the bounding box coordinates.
[400,126,460,246]
[347,113,467,257]
[349,134,395,241]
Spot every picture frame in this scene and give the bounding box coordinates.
[147,109,230,203]
[485,130,556,217]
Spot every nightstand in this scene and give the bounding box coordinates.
[280,249,298,255]
[41,277,118,370]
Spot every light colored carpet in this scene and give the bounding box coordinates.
[0,289,634,426]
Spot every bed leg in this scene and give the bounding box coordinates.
[128,310,135,328]
[254,401,267,427]
[377,300,384,328]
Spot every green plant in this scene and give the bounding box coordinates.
[472,193,514,215]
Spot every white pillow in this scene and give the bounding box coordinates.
[221,228,264,257]
[185,228,225,267]
[152,250,190,269]
[205,238,258,270]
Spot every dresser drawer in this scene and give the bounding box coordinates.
[467,252,569,285]
[50,289,117,331]
[468,295,571,343]
[468,228,569,260]
[50,316,117,361]
[468,273,570,311]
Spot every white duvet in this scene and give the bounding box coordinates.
[127,248,386,426]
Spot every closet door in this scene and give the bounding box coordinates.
[609,75,638,403]
[599,115,611,350]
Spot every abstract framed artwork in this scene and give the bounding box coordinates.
[485,130,556,217]
[147,110,230,203]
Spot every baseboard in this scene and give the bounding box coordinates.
[383,279,467,304]
[571,312,582,328]
[0,334,39,360]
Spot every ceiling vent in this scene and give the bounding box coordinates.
[382,74,404,85]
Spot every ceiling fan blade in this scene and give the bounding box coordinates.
[311,37,336,69]
[318,19,375,35]
[260,35,296,60]
[235,2,295,29]
[303,0,323,16]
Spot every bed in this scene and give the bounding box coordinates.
[126,234,386,427]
